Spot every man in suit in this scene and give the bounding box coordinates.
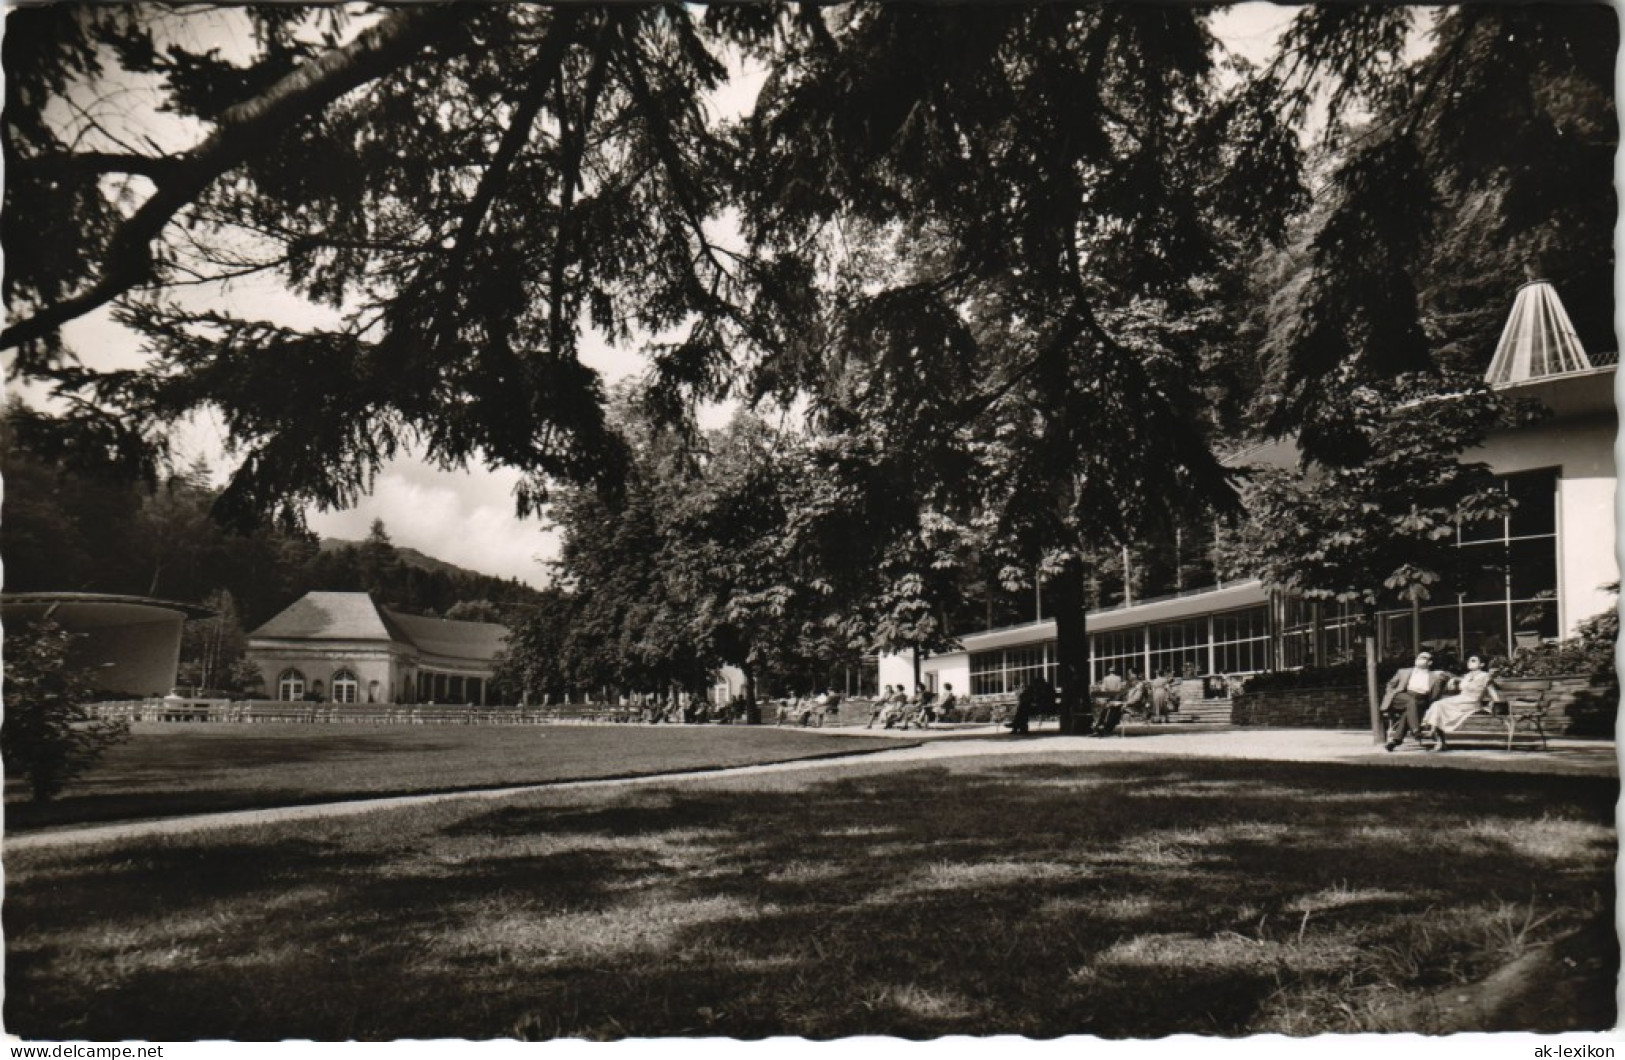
[1380,651,1451,751]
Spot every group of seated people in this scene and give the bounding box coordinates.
[772,691,843,726]
[1382,651,1503,752]
[867,683,960,729]
[1083,669,1182,736]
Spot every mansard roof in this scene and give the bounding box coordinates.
[387,609,508,662]
[249,591,506,663]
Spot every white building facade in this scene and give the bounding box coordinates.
[247,591,508,705]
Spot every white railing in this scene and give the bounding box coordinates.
[84,700,690,726]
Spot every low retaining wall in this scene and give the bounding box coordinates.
[1498,676,1618,738]
[1232,675,1618,736]
[1231,686,1369,729]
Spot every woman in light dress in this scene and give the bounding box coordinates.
[1421,655,1501,751]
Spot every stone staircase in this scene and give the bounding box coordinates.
[1169,696,1234,725]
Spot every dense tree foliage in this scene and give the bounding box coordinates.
[5,4,754,524]
[3,5,1614,708]
[1251,6,1615,453]
[496,402,867,703]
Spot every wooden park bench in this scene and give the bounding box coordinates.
[1443,694,1551,751]
[1386,692,1551,752]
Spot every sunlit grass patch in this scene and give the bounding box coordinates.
[766,860,846,883]
[438,895,770,968]
[903,859,1088,894]
[820,824,899,838]
[1286,883,1410,914]
[1093,930,1355,975]
[1161,821,1295,847]
[1112,834,1201,866]
[1455,816,1614,861]
[862,982,979,1021]
[387,826,737,879]
[1050,894,1157,922]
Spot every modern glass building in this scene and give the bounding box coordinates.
[882,284,1618,701]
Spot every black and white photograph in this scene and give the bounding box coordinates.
[1,1,1618,1046]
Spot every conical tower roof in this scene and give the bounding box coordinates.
[1485,280,1592,384]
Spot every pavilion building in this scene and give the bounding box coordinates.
[1,592,216,697]
[245,591,508,705]
[880,281,1619,701]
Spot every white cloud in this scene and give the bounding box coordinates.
[306,463,559,588]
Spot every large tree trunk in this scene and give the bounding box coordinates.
[1049,557,1092,735]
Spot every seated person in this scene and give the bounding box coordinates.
[914,685,937,726]
[1089,671,1125,735]
[1421,655,1501,751]
[866,686,893,728]
[1090,696,1123,735]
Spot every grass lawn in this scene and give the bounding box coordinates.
[4,749,1615,1040]
[3,723,907,831]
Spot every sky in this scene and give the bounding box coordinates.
[9,3,1308,590]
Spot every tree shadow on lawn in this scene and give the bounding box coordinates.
[5,756,1616,1041]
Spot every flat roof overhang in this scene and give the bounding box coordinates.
[957,580,1270,652]
[1,592,216,626]
[1491,363,1618,419]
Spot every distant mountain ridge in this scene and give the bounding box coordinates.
[318,538,500,581]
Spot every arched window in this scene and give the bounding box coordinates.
[332,669,360,704]
[277,669,306,701]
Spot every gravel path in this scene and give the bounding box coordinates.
[7,727,1613,852]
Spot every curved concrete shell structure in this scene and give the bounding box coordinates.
[1,593,216,697]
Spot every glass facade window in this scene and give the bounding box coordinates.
[332,669,360,704]
[1280,597,1314,669]
[1381,612,1413,659]
[1417,605,1459,656]
[1149,618,1207,679]
[1280,598,1360,668]
[1378,469,1560,661]
[1212,605,1271,675]
[1321,604,1360,664]
[277,669,305,701]
[1460,604,1511,661]
[970,641,1058,696]
[1091,628,1143,683]
[1507,472,1557,539]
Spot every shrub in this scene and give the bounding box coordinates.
[2,618,130,802]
